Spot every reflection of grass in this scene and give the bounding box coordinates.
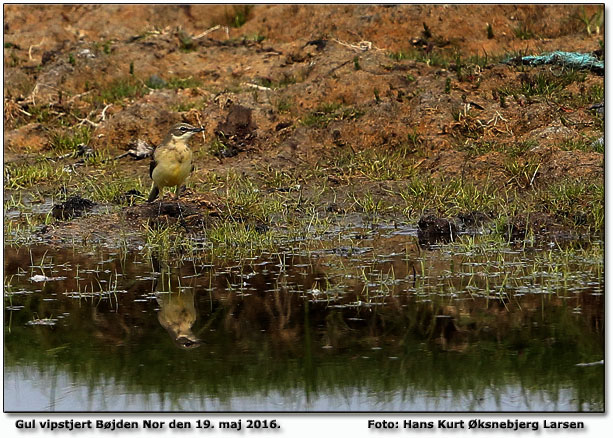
[4,208,55,245]
[142,219,276,262]
[448,236,603,299]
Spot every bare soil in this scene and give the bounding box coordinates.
[3,4,604,244]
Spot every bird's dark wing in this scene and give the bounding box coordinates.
[149,156,157,179]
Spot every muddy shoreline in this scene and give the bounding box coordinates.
[4,4,604,251]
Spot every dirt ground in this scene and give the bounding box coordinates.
[3,4,604,244]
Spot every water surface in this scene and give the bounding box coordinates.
[4,230,604,412]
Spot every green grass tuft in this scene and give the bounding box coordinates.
[301,103,363,128]
[49,126,92,152]
[96,77,147,104]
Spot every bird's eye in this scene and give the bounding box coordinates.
[180,127,188,132]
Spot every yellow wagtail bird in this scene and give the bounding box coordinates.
[147,122,204,202]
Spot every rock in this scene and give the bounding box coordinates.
[146,74,167,89]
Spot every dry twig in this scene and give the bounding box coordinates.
[100,104,112,121]
[28,38,45,61]
[193,25,230,40]
[332,38,376,52]
[244,83,272,91]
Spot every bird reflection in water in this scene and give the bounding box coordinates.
[153,272,202,350]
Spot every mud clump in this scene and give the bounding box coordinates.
[51,196,96,220]
[456,212,490,229]
[418,214,458,236]
[114,189,143,205]
[213,104,257,158]
[153,202,198,218]
[417,214,459,246]
[123,195,220,233]
[508,212,575,240]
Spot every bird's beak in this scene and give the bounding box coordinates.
[192,127,204,133]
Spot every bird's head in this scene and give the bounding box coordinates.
[169,123,204,140]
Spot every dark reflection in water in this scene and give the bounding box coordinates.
[155,284,201,349]
[3,239,604,412]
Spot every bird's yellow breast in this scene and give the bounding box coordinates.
[152,144,193,188]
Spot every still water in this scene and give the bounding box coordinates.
[3,230,604,412]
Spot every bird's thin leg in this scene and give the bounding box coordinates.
[156,188,163,216]
[175,186,183,218]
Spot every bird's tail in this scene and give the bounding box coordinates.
[147,185,160,203]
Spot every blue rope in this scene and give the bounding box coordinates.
[505,51,604,74]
